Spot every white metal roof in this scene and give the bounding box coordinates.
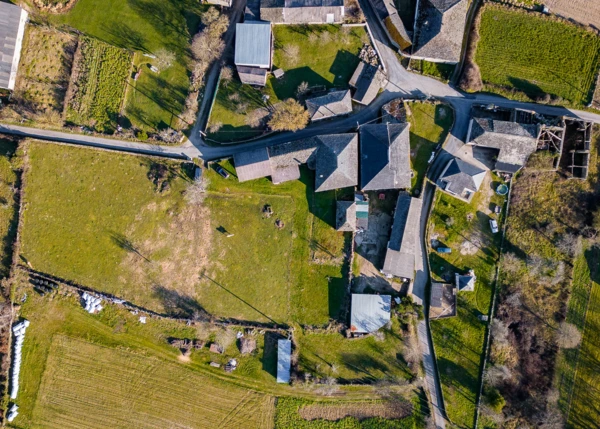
[350,294,391,334]
[235,22,272,68]
[277,339,291,383]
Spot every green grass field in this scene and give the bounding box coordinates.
[428,181,505,427]
[0,138,18,278]
[296,318,413,383]
[207,24,367,143]
[410,60,454,83]
[65,37,131,132]
[406,102,453,196]
[564,247,600,428]
[19,143,348,326]
[474,5,600,106]
[50,0,205,131]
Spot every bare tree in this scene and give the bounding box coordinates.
[268,99,309,132]
[491,319,510,346]
[296,81,309,97]
[284,45,300,66]
[158,127,180,144]
[319,31,332,44]
[245,108,270,128]
[154,48,176,71]
[556,233,582,257]
[221,66,233,86]
[208,121,223,133]
[308,32,318,43]
[557,322,582,349]
[501,252,523,277]
[201,7,220,26]
[484,365,512,386]
[445,216,454,227]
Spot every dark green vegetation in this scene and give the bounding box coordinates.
[274,395,428,429]
[429,177,506,428]
[406,102,453,195]
[410,60,454,83]
[295,318,412,383]
[0,138,19,278]
[65,37,131,132]
[49,0,205,131]
[207,25,368,143]
[474,5,600,106]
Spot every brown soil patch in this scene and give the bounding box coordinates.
[545,0,600,29]
[299,401,412,421]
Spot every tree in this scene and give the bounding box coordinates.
[490,319,510,346]
[283,45,300,66]
[296,81,309,97]
[158,128,180,144]
[154,48,176,71]
[201,7,220,26]
[221,66,233,86]
[556,233,582,257]
[557,322,582,349]
[268,99,309,132]
[501,252,523,277]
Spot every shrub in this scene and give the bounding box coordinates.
[483,386,506,413]
[136,130,149,141]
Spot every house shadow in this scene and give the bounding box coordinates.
[329,50,361,87]
[429,253,461,283]
[269,66,331,101]
[261,331,288,378]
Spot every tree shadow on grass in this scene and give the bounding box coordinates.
[152,284,211,319]
[100,21,148,53]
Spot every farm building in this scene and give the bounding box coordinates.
[412,0,468,64]
[335,193,369,232]
[0,2,28,90]
[233,133,358,191]
[350,294,392,335]
[360,123,412,191]
[436,158,486,203]
[370,0,412,50]
[455,269,476,292]
[430,282,456,319]
[260,0,345,23]
[233,147,272,182]
[466,118,539,173]
[207,0,233,6]
[306,90,352,122]
[277,339,292,383]
[349,62,387,105]
[382,193,422,280]
[234,22,273,86]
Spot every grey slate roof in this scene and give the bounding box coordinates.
[0,2,27,90]
[234,147,272,182]
[382,193,422,279]
[360,123,412,191]
[371,0,412,49]
[437,158,486,202]
[237,66,268,86]
[277,339,292,383]
[350,294,391,334]
[336,201,356,231]
[455,271,476,292]
[412,0,467,63]
[234,22,272,68]
[314,134,358,192]
[430,282,456,319]
[468,118,539,172]
[349,62,386,105]
[260,0,344,23]
[306,90,352,121]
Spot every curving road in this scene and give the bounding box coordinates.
[2,3,600,427]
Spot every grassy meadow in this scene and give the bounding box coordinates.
[207,24,368,143]
[409,59,454,83]
[474,5,600,105]
[49,0,205,131]
[0,138,19,278]
[406,102,453,195]
[428,179,506,427]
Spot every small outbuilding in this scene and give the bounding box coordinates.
[455,269,476,292]
[350,294,391,335]
[234,22,273,86]
[336,201,356,232]
[277,339,292,383]
[0,2,28,90]
[349,62,387,105]
[436,158,486,203]
[234,147,273,182]
[260,0,345,24]
[306,90,352,122]
[430,282,456,319]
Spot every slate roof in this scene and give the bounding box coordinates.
[349,62,387,105]
[437,158,486,202]
[336,201,356,231]
[455,270,476,292]
[277,339,292,383]
[350,294,391,334]
[306,90,352,121]
[234,148,272,182]
[314,134,359,192]
[0,3,27,90]
[234,22,272,68]
[382,193,422,280]
[360,123,412,191]
[430,282,456,319]
[237,66,268,86]
[371,0,412,50]
[468,118,539,172]
[412,0,467,63]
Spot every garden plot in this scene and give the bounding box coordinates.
[65,37,131,132]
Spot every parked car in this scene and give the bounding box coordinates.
[489,219,499,234]
[437,247,452,254]
[215,165,230,179]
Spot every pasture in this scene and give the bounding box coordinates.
[50,0,205,131]
[428,179,505,427]
[65,37,131,132]
[0,138,18,278]
[474,5,600,106]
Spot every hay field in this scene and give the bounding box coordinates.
[474,5,600,106]
[546,0,600,28]
[30,336,274,429]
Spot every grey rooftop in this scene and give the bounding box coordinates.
[0,2,28,90]
[350,294,391,334]
[234,22,272,68]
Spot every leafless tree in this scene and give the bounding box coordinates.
[157,127,180,144]
[201,7,220,26]
[308,32,318,43]
[319,31,332,44]
[556,233,582,257]
[296,81,309,97]
[245,108,270,128]
[484,365,512,386]
[154,48,176,71]
[502,252,523,277]
[208,121,223,133]
[557,322,582,349]
[284,45,300,66]
[491,319,510,346]
[220,66,233,86]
